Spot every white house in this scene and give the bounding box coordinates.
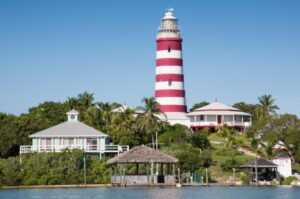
[20,109,129,157]
[186,101,252,132]
[272,154,292,178]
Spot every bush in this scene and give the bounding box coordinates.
[282,176,297,185]
[0,149,113,186]
[158,130,188,147]
[117,131,140,148]
[240,171,251,184]
[162,144,212,172]
[221,158,241,172]
[190,132,211,150]
[88,158,112,184]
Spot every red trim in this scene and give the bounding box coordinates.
[159,105,187,112]
[191,124,245,127]
[157,38,182,42]
[195,109,238,112]
[157,39,182,51]
[155,90,185,97]
[156,58,182,66]
[191,125,245,132]
[156,74,184,82]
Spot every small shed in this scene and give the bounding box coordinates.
[107,145,178,186]
[272,154,292,178]
[240,158,279,184]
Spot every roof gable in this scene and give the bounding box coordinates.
[194,102,239,112]
[29,121,108,138]
[240,158,278,168]
[107,145,178,164]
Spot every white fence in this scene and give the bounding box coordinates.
[20,144,129,154]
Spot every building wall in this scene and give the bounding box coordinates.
[272,158,292,178]
[31,137,106,152]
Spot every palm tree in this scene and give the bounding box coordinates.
[84,106,104,131]
[66,97,79,110]
[98,102,113,134]
[136,97,166,148]
[110,107,136,142]
[217,125,239,149]
[257,94,279,120]
[78,91,95,110]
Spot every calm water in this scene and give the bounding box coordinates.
[0,186,300,199]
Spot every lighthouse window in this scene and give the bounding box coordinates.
[168,46,171,52]
[168,80,172,86]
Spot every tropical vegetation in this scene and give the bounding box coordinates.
[1,92,300,186]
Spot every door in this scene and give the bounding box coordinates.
[217,115,222,124]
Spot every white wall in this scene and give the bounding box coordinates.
[272,158,292,178]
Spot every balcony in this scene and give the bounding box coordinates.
[20,144,129,154]
[190,121,252,128]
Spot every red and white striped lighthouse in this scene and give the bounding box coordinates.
[155,9,188,125]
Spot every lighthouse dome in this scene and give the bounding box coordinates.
[163,9,176,20]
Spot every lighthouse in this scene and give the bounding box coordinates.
[155,9,190,126]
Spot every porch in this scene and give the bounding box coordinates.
[20,144,129,154]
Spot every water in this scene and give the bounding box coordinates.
[0,186,299,199]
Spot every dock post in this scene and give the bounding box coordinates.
[233,168,236,186]
[205,168,208,186]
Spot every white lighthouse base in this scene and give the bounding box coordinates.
[158,112,190,127]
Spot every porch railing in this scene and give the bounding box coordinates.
[20,144,129,154]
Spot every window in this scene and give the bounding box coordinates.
[235,115,242,122]
[40,138,52,152]
[63,138,74,146]
[243,116,251,122]
[200,115,204,121]
[224,115,233,122]
[207,115,216,122]
[168,46,171,52]
[86,138,98,151]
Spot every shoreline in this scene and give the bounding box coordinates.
[1,183,293,190]
[0,184,112,190]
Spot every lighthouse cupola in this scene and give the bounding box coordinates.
[158,9,180,38]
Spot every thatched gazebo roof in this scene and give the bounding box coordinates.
[106,145,178,165]
[240,158,278,168]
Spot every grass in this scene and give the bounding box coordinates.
[208,133,224,142]
[208,133,252,148]
[209,143,255,182]
[292,163,300,173]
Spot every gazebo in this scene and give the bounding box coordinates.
[107,145,178,186]
[240,158,279,185]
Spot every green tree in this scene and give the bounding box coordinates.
[66,97,79,110]
[0,113,20,158]
[163,144,212,172]
[232,102,259,122]
[136,97,165,146]
[257,94,279,120]
[262,114,300,162]
[98,102,113,134]
[89,158,112,184]
[189,101,209,112]
[0,156,21,185]
[217,125,239,149]
[77,91,95,111]
[190,130,211,150]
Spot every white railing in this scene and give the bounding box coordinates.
[20,144,129,154]
[191,121,252,127]
[20,145,32,154]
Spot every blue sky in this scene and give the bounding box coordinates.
[0,0,299,116]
